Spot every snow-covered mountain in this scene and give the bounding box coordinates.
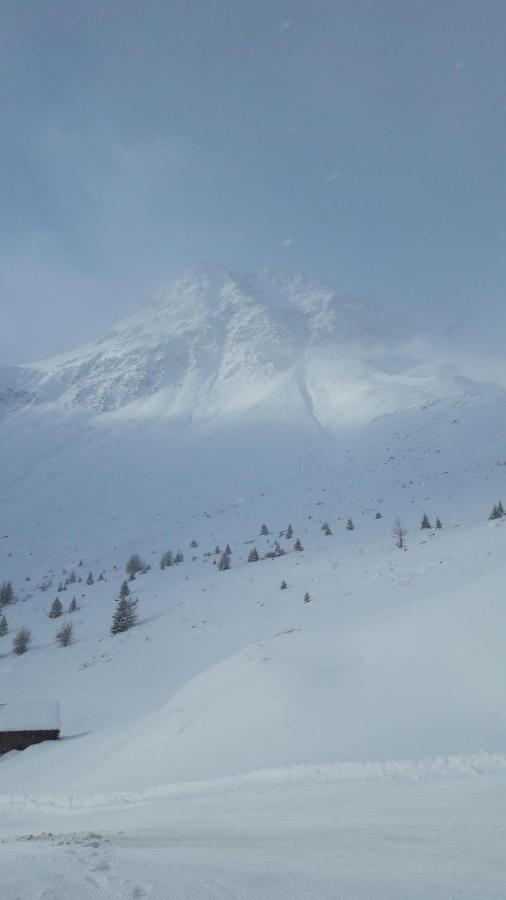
[3,264,490,429]
[21,264,410,411]
[1,267,506,897]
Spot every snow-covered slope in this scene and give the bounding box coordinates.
[1,267,505,896]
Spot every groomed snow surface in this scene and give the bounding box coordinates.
[1,271,506,897]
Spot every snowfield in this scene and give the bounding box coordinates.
[0,267,505,897]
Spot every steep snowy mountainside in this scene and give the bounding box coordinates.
[241,270,410,343]
[9,264,435,418]
[0,365,33,416]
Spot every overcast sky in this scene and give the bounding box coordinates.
[1,0,505,362]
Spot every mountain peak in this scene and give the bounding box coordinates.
[7,266,417,417]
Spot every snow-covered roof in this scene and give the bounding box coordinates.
[0,702,60,732]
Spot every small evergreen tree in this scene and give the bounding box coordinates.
[56,622,73,647]
[214,545,221,555]
[489,504,500,521]
[224,543,232,556]
[69,597,78,613]
[175,551,184,564]
[421,513,432,530]
[111,597,138,635]
[248,547,259,562]
[0,581,14,606]
[0,614,7,636]
[218,552,230,571]
[435,517,443,530]
[190,539,198,548]
[286,524,293,540]
[321,522,332,536]
[13,627,31,655]
[68,570,77,584]
[346,518,354,531]
[58,581,63,592]
[119,579,130,599]
[375,511,383,519]
[280,580,288,590]
[49,597,63,618]
[86,572,94,585]
[98,572,105,582]
[260,524,269,536]
[498,500,505,517]
[293,538,303,552]
[303,592,311,603]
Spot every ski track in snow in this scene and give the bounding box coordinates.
[2,766,506,899]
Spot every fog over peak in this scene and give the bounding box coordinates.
[2,0,506,362]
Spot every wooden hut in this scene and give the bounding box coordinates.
[0,702,61,754]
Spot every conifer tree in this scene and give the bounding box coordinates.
[49,597,63,618]
[224,543,232,556]
[175,551,184,564]
[119,579,130,599]
[498,500,505,517]
[303,592,311,603]
[286,525,293,540]
[346,518,355,531]
[293,538,303,552]
[190,539,198,548]
[69,597,78,613]
[436,517,442,530]
[0,581,14,606]
[111,596,138,635]
[86,572,94,585]
[248,547,259,562]
[489,504,500,521]
[0,614,7,636]
[375,512,383,519]
[321,522,332,535]
[421,513,432,530]
[280,580,288,590]
[260,524,269,536]
[218,552,230,571]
